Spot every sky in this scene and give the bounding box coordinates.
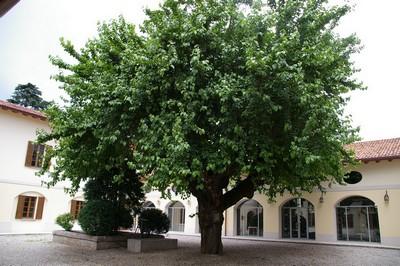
[0,0,399,141]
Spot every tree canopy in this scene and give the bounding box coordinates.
[8,83,50,110]
[39,0,363,254]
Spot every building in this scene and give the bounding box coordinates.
[144,140,400,247]
[1,99,400,247]
[0,100,83,233]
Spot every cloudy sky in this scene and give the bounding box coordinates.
[0,0,399,141]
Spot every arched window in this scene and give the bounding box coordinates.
[143,201,156,209]
[167,201,185,232]
[282,198,315,239]
[236,199,263,237]
[336,196,380,242]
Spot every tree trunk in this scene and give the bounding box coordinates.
[189,170,256,255]
[198,200,224,255]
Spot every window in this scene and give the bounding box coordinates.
[282,198,315,240]
[15,195,45,220]
[25,141,49,168]
[167,201,185,232]
[236,199,263,237]
[142,201,156,209]
[344,171,362,184]
[70,200,84,219]
[22,196,36,218]
[336,196,380,242]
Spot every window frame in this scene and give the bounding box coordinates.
[15,194,45,220]
[25,141,50,168]
[70,199,84,220]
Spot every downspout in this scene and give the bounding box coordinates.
[224,209,227,236]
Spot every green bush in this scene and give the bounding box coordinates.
[118,206,135,229]
[83,172,144,213]
[56,213,74,231]
[138,208,170,236]
[78,200,133,236]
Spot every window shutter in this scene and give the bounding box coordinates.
[70,200,77,219]
[15,195,25,219]
[35,197,45,220]
[25,141,34,167]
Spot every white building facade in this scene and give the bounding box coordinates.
[0,100,83,233]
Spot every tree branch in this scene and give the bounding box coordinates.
[221,174,256,210]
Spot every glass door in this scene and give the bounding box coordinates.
[282,198,315,240]
[291,208,299,238]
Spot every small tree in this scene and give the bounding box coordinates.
[78,200,133,236]
[83,174,144,213]
[77,177,144,235]
[8,83,50,110]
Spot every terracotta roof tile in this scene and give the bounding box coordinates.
[0,99,47,121]
[347,138,400,162]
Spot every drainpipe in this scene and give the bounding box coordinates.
[224,209,227,236]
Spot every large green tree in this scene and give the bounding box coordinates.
[8,83,50,110]
[40,0,362,254]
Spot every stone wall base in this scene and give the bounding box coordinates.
[53,230,137,250]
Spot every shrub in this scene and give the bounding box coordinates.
[83,172,144,213]
[56,213,74,231]
[138,208,170,236]
[118,206,134,229]
[78,200,133,236]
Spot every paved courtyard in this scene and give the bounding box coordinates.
[0,234,399,266]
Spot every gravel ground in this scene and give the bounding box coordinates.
[0,234,400,266]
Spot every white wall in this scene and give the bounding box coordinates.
[0,109,80,233]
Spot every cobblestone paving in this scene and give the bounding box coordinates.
[0,234,399,266]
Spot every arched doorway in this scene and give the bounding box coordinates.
[236,199,263,237]
[142,201,156,209]
[336,196,380,242]
[282,198,315,239]
[167,201,185,232]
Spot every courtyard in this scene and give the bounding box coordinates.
[0,234,399,266]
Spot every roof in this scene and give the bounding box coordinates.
[347,138,400,162]
[0,0,19,17]
[0,100,47,121]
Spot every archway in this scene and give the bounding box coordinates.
[336,196,380,242]
[236,199,263,237]
[143,201,156,209]
[167,201,185,232]
[281,198,315,239]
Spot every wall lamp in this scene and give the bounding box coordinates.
[319,192,324,203]
[384,190,390,203]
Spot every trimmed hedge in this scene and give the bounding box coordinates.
[78,200,133,236]
[138,208,170,236]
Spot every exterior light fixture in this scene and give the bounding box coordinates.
[384,190,389,203]
[319,193,324,203]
